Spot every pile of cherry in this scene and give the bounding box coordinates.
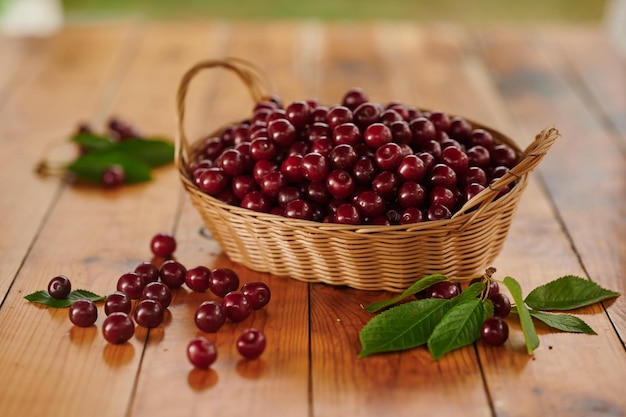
[190,88,519,225]
[51,233,269,369]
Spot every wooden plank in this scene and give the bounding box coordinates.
[389,23,626,417]
[309,23,493,417]
[477,171,626,417]
[128,21,312,417]
[0,35,54,300]
[223,21,313,103]
[314,22,392,104]
[319,22,626,417]
[0,23,133,301]
[0,36,45,109]
[479,26,626,337]
[0,22,160,417]
[476,27,626,417]
[311,285,492,417]
[549,26,626,141]
[373,23,516,136]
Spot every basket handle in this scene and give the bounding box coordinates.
[175,58,270,170]
[452,126,560,222]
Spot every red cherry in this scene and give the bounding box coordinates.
[363,123,392,149]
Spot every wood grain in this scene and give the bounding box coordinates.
[549,27,626,141]
[372,22,516,135]
[129,21,311,417]
[311,285,492,417]
[0,24,132,300]
[368,23,626,417]
[0,37,45,109]
[477,27,626,417]
[309,23,492,417]
[478,27,626,338]
[0,24,151,417]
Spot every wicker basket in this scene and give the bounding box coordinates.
[175,59,559,292]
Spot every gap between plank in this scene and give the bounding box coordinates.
[91,21,145,130]
[0,181,66,310]
[550,34,626,156]
[539,32,626,350]
[123,20,235,417]
[472,28,626,352]
[307,282,314,417]
[473,344,497,417]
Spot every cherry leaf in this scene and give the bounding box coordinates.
[451,281,485,306]
[359,298,451,357]
[24,289,105,308]
[503,276,539,355]
[112,138,175,167]
[71,132,115,152]
[427,298,484,360]
[511,307,596,335]
[67,151,152,184]
[363,274,448,313]
[525,275,620,311]
[483,298,494,320]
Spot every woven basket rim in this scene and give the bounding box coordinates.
[178,165,528,235]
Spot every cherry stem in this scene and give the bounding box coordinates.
[449,266,497,283]
[35,160,67,177]
[35,138,79,178]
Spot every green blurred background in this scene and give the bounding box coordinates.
[34,0,609,23]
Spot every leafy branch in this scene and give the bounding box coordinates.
[36,118,174,187]
[359,272,619,359]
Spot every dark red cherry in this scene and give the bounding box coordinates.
[141,282,172,309]
[332,123,362,146]
[48,275,71,299]
[301,152,329,183]
[327,105,354,129]
[150,233,177,258]
[396,154,426,182]
[481,317,509,346]
[241,281,271,310]
[194,301,226,333]
[341,87,368,111]
[326,170,355,200]
[236,328,267,360]
[185,266,211,293]
[222,291,252,322]
[363,123,392,149]
[187,337,218,369]
[353,102,381,130]
[333,203,361,225]
[209,268,240,298]
[426,281,460,299]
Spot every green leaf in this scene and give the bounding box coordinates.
[71,132,115,153]
[427,298,484,360]
[511,307,596,335]
[363,274,448,313]
[359,298,451,357]
[67,151,152,184]
[452,281,485,306]
[503,276,539,355]
[483,298,494,320]
[113,138,174,167]
[525,275,620,311]
[24,289,105,308]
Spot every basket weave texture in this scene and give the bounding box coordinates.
[176,59,559,292]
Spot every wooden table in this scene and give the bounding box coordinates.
[0,20,624,417]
